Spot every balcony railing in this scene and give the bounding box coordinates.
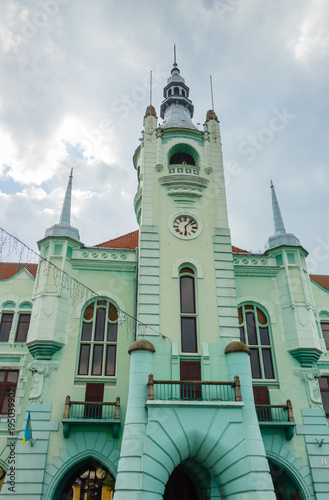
[255,399,295,440]
[62,396,120,438]
[147,374,241,402]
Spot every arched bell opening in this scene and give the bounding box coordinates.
[167,143,200,167]
[268,458,306,500]
[55,459,115,500]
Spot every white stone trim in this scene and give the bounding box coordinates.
[172,257,204,278]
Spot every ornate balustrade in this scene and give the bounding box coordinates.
[62,396,120,438]
[147,374,241,402]
[255,399,295,440]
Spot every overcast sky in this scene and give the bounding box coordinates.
[1,0,329,274]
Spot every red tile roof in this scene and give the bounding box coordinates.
[95,230,249,253]
[95,230,139,249]
[0,263,38,280]
[310,274,329,291]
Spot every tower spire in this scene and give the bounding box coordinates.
[270,180,286,234]
[59,168,73,226]
[44,168,80,242]
[160,48,196,130]
[265,181,300,251]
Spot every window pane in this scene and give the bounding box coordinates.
[180,276,195,313]
[105,345,116,376]
[181,318,197,352]
[107,323,118,342]
[246,312,257,345]
[238,307,243,325]
[95,308,105,341]
[81,322,92,341]
[180,267,194,275]
[259,327,270,345]
[78,345,90,375]
[7,372,18,383]
[262,349,275,379]
[0,372,5,382]
[321,323,329,350]
[257,308,267,326]
[92,345,103,376]
[239,326,246,343]
[108,303,118,322]
[319,376,329,389]
[0,313,13,342]
[15,314,30,342]
[245,305,253,310]
[250,349,261,378]
[83,303,94,321]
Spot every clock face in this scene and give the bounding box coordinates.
[173,216,198,237]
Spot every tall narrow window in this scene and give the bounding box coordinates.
[238,304,275,380]
[319,376,329,418]
[0,371,18,414]
[320,322,329,350]
[0,313,13,342]
[180,267,197,353]
[15,314,31,342]
[78,300,118,377]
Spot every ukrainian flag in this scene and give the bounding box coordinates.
[22,411,32,446]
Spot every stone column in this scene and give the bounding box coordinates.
[114,339,157,500]
[225,341,276,499]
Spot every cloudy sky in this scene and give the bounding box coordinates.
[1,0,329,273]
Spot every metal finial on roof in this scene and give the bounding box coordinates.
[59,168,73,226]
[265,180,301,251]
[270,180,286,235]
[174,44,177,67]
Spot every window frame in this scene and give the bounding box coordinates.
[319,376,329,418]
[0,370,19,415]
[15,313,31,343]
[180,267,198,354]
[0,313,14,342]
[77,299,119,379]
[238,304,276,381]
[320,322,329,350]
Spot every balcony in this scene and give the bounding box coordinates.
[255,400,296,440]
[147,374,242,402]
[62,396,121,438]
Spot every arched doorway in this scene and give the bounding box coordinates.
[163,466,198,500]
[58,459,115,500]
[268,459,304,500]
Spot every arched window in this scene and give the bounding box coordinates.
[180,268,197,353]
[78,299,118,377]
[168,89,172,96]
[181,89,186,97]
[319,312,329,349]
[174,87,179,95]
[15,303,32,342]
[0,303,15,342]
[169,152,195,165]
[238,304,275,379]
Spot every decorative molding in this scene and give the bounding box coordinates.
[172,257,204,278]
[234,267,280,277]
[27,360,59,404]
[294,367,323,409]
[289,348,322,367]
[205,167,212,174]
[27,340,64,360]
[155,164,163,172]
[168,165,200,176]
[159,174,209,198]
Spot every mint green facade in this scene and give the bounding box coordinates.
[0,61,328,499]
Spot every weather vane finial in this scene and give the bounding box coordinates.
[174,44,177,67]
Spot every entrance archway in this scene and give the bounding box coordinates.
[56,459,115,500]
[163,466,198,500]
[268,459,304,500]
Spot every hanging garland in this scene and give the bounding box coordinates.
[0,227,167,341]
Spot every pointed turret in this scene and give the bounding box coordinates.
[265,181,300,250]
[160,46,197,130]
[44,169,80,241]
